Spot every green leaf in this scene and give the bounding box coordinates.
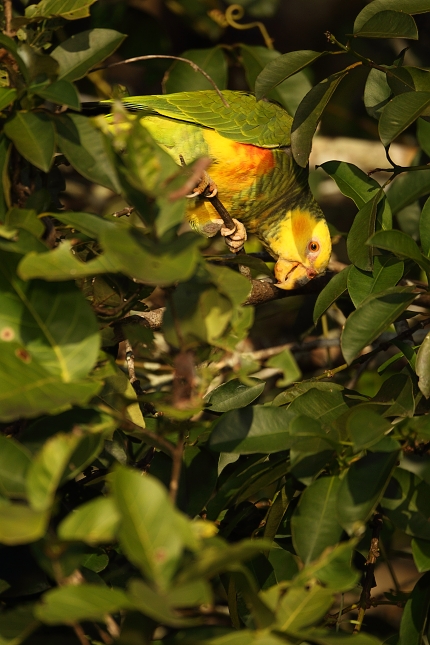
[346,405,393,451]
[0,252,100,381]
[58,497,120,544]
[313,266,351,324]
[34,80,80,110]
[341,286,416,364]
[291,476,343,565]
[208,406,296,454]
[0,499,48,545]
[382,469,430,539]
[419,195,430,255]
[26,0,97,21]
[320,161,383,209]
[347,192,382,271]
[354,10,418,39]
[35,584,131,624]
[294,629,382,645]
[379,91,430,147]
[163,47,227,93]
[291,69,349,167]
[347,255,404,308]
[0,87,17,112]
[55,113,120,192]
[112,466,197,589]
[267,349,301,387]
[240,45,312,116]
[288,387,350,428]
[364,68,392,120]
[51,28,125,81]
[274,584,333,632]
[27,432,98,511]
[255,50,324,101]
[417,116,430,156]
[0,341,101,421]
[398,572,430,645]
[354,0,430,32]
[0,435,32,498]
[416,331,430,397]
[4,112,55,173]
[272,381,345,407]
[411,538,430,572]
[204,378,265,412]
[127,579,206,627]
[387,165,430,214]
[337,450,399,535]
[0,605,39,645]
[294,541,360,592]
[370,229,430,273]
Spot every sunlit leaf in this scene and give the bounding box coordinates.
[4,112,55,172]
[255,50,324,100]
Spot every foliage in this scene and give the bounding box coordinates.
[1,1,430,644]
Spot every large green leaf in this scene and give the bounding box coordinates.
[111,466,197,589]
[51,28,125,81]
[55,113,120,192]
[313,266,351,324]
[0,252,100,381]
[419,195,430,255]
[321,161,383,208]
[0,436,32,498]
[398,572,430,645]
[387,165,430,214]
[164,47,227,93]
[411,538,430,572]
[291,69,349,167]
[364,68,392,120]
[274,584,333,632]
[208,406,296,453]
[0,606,39,645]
[347,255,404,308]
[255,50,324,101]
[370,229,430,272]
[58,497,120,544]
[353,10,418,39]
[35,584,131,624]
[337,450,399,535]
[379,91,430,147]
[347,192,381,271]
[0,341,100,421]
[0,88,17,112]
[291,476,343,565]
[25,0,97,21]
[382,469,430,539]
[204,378,265,412]
[4,112,55,172]
[34,79,80,110]
[354,0,430,32]
[346,405,393,451]
[240,45,312,115]
[416,331,430,398]
[341,286,416,364]
[0,499,48,545]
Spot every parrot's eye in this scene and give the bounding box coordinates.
[308,241,320,253]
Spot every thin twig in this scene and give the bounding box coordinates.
[113,206,134,218]
[169,431,184,504]
[72,624,91,645]
[125,339,145,395]
[353,513,383,634]
[3,0,14,37]
[90,55,229,107]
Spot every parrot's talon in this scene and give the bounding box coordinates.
[186,171,218,199]
[221,219,247,253]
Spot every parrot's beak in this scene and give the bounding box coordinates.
[274,259,319,290]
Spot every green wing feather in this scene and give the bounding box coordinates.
[102,90,292,148]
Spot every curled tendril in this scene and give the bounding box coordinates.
[209,3,274,50]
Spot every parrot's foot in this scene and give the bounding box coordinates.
[220,218,247,253]
[186,171,218,199]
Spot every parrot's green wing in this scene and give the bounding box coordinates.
[103,91,292,148]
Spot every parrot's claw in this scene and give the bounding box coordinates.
[221,219,247,253]
[186,171,218,199]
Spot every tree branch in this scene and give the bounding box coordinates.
[354,513,383,634]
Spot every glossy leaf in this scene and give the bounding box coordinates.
[240,45,312,115]
[387,165,430,214]
[25,0,97,20]
[321,161,383,208]
[58,496,120,544]
[379,91,430,147]
[382,469,430,539]
[291,69,349,167]
[398,572,430,645]
[164,47,227,93]
[4,112,55,172]
[347,255,404,308]
[341,286,416,364]
[411,538,430,572]
[370,229,430,272]
[35,584,131,624]
[354,0,430,32]
[419,195,430,255]
[337,450,399,535]
[112,466,196,589]
[208,406,296,454]
[416,331,430,397]
[291,476,343,564]
[204,378,265,412]
[347,192,381,271]
[255,50,324,100]
[35,79,80,110]
[364,68,392,120]
[354,10,418,39]
[0,435,32,498]
[275,584,333,632]
[313,265,351,324]
[346,405,393,451]
[0,87,17,112]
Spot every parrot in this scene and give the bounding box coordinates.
[100,90,332,290]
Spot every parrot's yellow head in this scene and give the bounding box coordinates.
[271,209,332,291]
